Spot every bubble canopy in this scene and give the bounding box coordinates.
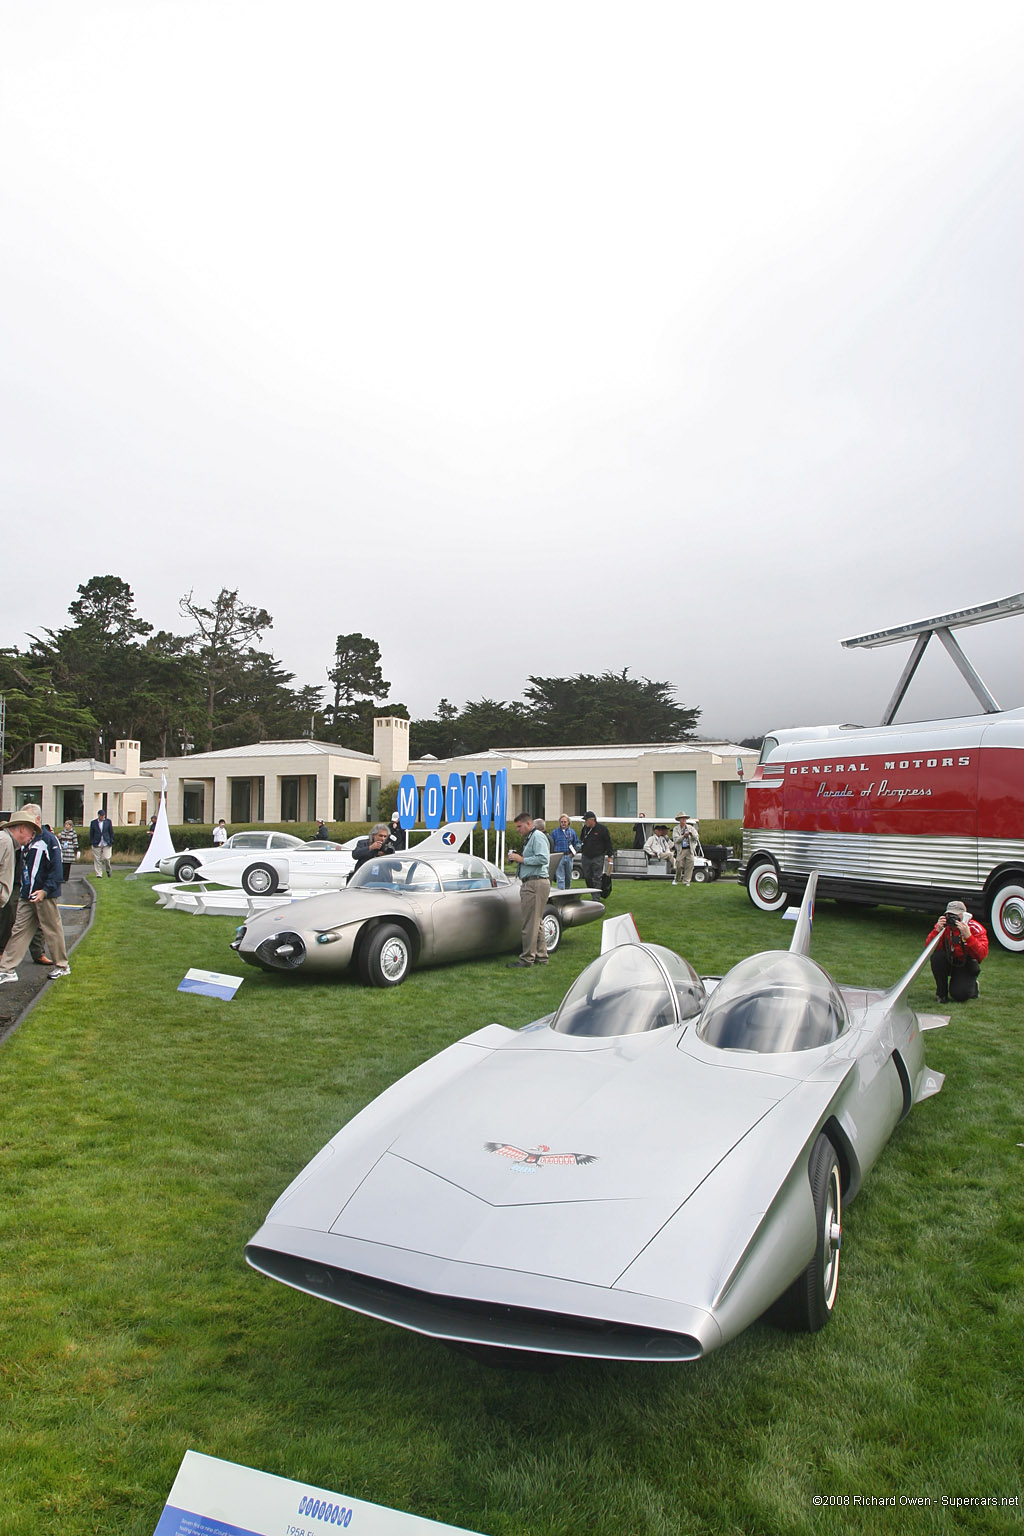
[696,952,849,1054]
[552,944,707,1038]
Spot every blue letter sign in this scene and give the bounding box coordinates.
[479,772,492,829]
[445,773,464,824]
[423,773,442,829]
[493,768,507,831]
[397,775,418,829]
[462,773,479,826]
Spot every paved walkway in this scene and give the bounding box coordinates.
[0,871,97,1046]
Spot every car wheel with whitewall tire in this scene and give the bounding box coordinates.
[770,1135,842,1333]
[989,879,1024,952]
[747,858,788,913]
[359,924,411,987]
[174,856,200,883]
[541,907,562,954]
[241,861,280,897]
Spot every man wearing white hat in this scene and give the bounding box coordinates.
[0,805,71,983]
[927,899,988,1003]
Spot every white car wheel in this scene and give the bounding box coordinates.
[360,924,411,987]
[990,880,1024,952]
[771,1134,842,1332]
[541,909,562,954]
[174,856,200,883]
[747,859,787,913]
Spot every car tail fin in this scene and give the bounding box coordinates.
[415,821,476,852]
[600,913,643,952]
[787,871,819,957]
[876,931,944,1013]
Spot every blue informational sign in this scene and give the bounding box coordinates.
[479,772,492,829]
[177,968,243,1001]
[397,774,419,829]
[462,773,479,826]
[445,773,464,823]
[153,1449,483,1536]
[493,768,507,831]
[422,773,443,829]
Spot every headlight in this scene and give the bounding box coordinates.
[235,924,247,940]
[315,931,341,945]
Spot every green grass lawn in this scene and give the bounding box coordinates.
[1,876,1021,1535]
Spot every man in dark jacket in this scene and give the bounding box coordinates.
[0,804,71,982]
[0,819,23,956]
[579,810,613,892]
[89,807,114,877]
[351,823,392,872]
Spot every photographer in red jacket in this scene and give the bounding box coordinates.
[928,899,988,1003]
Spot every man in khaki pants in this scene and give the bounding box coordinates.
[0,805,71,982]
[507,812,552,968]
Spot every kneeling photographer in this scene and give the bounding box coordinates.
[927,899,988,1003]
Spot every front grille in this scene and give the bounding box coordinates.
[253,932,307,970]
[246,1245,702,1361]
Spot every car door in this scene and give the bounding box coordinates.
[428,857,520,962]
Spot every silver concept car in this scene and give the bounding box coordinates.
[231,842,605,986]
[245,876,948,1360]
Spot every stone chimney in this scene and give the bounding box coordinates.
[373,716,410,781]
[110,739,141,776]
[33,743,62,768]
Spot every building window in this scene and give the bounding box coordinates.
[183,784,206,823]
[610,783,637,818]
[655,771,696,819]
[718,780,746,819]
[280,777,299,821]
[281,776,317,821]
[559,783,587,816]
[520,784,545,819]
[16,787,42,810]
[333,777,351,821]
[229,777,265,824]
[57,788,85,824]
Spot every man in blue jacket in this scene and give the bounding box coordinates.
[549,813,580,890]
[0,804,71,982]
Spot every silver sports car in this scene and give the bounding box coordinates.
[245,875,949,1361]
[231,844,605,987]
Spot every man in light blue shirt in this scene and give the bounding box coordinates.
[507,813,551,968]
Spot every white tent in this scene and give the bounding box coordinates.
[132,775,176,875]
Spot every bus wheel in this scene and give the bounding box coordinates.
[990,879,1024,952]
[747,858,787,913]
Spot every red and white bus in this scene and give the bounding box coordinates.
[740,707,1024,951]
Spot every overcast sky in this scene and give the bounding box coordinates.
[2,1,1022,743]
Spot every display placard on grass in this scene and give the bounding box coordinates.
[177,969,244,1000]
[153,1450,486,1535]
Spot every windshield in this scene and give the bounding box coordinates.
[552,945,705,1037]
[696,952,848,1053]
[427,855,504,891]
[347,857,442,893]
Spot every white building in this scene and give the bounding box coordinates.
[2,716,753,826]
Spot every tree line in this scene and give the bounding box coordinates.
[0,576,700,771]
